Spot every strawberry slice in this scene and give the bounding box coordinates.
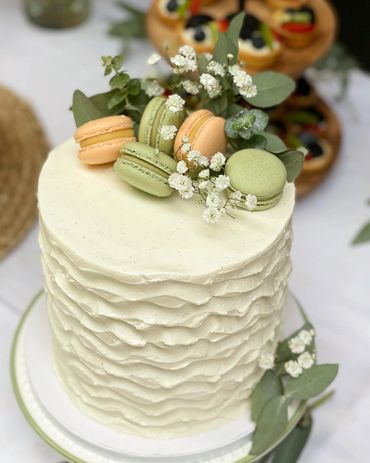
[218,18,230,33]
[282,22,315,33]
[190,0,201,15]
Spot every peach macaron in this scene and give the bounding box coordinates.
[174,109,227,162]
[74,115,136,165]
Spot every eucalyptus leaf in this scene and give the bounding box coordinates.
[271,414,312,463]
[352,221,370,245]
[262,132,288,153]
[213,34,230,65]
[251,395,288,456]
[72,90,102,127]
[240,134,267,150]
[108,90,127,109]
[284,364,338,400]
[90,91,116,116]
[251,370,283,421]
[204,93,229,116]
[246,72,296,108]
[225,12,245,64]
[109,73,130,89]
[116,0,144,16]
[276,150,305,182]
[198,54,210,74]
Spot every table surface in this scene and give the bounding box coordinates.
[1,1,370,462]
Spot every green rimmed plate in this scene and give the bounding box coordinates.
[10,291,306,463]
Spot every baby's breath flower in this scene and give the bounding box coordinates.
[228,64,241,76]
[285,360,303,378]
[227,53,234,60]
[200,73,222,99]
[245,194,257,211]
[206,191,222,209]
[239,82,258,99]
[214,175,230,191]
[207,60,226,77]
[169,173,194,199]
[198,155,210,167]
[177,160,188,174]
[199,180,211,190]
[182,80,199,95]
[147,53,161,65]
[309,329,315,337]
[258,353,275,370]
[198,169,210,179]
[159,125,177,141]
[181,142,192,153]
[230,68,258,99]
[288,336,306,354]
[298,330,313,346]
[210,152,226,171]
[142,79,164,97]
[297,352,314,370]
[179,45,196,59]
[230,190,242,201]
[203,207,222,224]
[187,150,201,163]
[203,52,213,61]
[165,94,185,113]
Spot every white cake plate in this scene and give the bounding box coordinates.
[11,291,306,463]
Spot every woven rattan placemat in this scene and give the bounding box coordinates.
[0,85,49,260]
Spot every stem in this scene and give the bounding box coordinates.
[308,390,335,411]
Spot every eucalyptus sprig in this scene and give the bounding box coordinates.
[248,308,338,460]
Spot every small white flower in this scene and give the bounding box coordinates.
[285,360,303,378]
[228,64,241,76]
[288,336,306,354]
[182,80,199,95]
[206,191,222,208]
[199,180,211,190]
[214,175,230,191]
[210,152,226,171]
[181,142,192,154]
[176,160,188,174]
[168,172,182,189]
[159,125,177,141]
[232,69,252,88]
[239,83,258,99]
[198,169,210,179]
[245,194,257,211]
[207,60,226,77]
[142,79,164,97]
[198,155,210,167]
[298,330,313,346]
[297,352,314,370]
[165,94,185,113]
[147,53,161,65]
[169,173,194,199]
[258,353,275,370]
[203,52,213,61]
[230,190,242,201]
[203,207,222,224]
[200,73,222,99]
[182,136,189,143]
[309,329,315,337]
[227,53,234,60]
[187,150,201,163]
[179,45,196,59]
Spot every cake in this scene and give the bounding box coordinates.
[38,139,295,438]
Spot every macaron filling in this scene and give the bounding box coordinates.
[79,129,135,147]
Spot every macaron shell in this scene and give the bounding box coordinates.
[74,115,134,142]
[114,158,173,198]
[225,149,287,199]
[155,106,186,155]
[79,137,136,165]
[121,141,177,175]
[138,97,165,146]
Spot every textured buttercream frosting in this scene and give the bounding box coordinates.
[38,139,295,438]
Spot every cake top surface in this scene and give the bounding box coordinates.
[38,139,295,283]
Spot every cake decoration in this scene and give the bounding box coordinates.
[273,5,317,48]
[72,12,305,223]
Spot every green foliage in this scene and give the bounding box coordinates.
[72,90,102,127]
[276,150,305,183]
[251,370,283,422]
[246,72,296,108]
[226,109,269,140]
[108,1,147,51]
[284,365,339,400]
[352,221,370,245]
[251,396,289,456]
[271,413,313,463]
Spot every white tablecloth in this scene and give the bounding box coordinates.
[1,1,370,462]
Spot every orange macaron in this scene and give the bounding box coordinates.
[174,109,227,162]
[74,115,136,165]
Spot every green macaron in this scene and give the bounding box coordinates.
[114,141,177,198]
[225,149,287,211]
[138,96,186,156]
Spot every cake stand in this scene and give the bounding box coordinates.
[11,291,306,463]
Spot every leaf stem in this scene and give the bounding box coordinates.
[308,390,335,411]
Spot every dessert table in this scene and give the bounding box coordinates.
[1,0,370,462]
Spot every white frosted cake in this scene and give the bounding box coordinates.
[38,139,295,439]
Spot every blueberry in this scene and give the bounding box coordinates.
[299,131,316,146]
[193,28,206,42]
[240,14,260,40]
[166,0,178,12]
[251,35,265,49]
[308,141,323,157]
[296,77,311,96]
